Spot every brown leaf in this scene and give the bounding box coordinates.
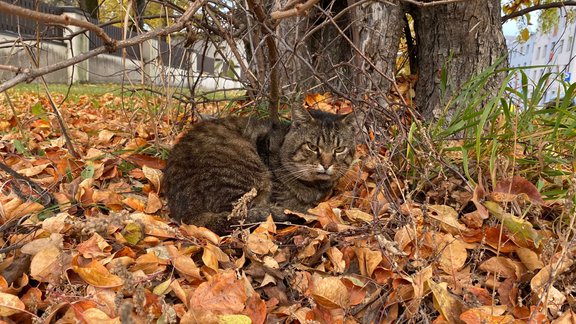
[145,192,162,214]
[428,279,466,324]
[459,308,516,324]
[471,184,489,219]
[76,233,112,259]
[29,245,67,284]
[426,205,469,234]
[0,291,26,316]
[123,196,146,212]
[311,274,349,309]
[479,256,525,280]
[71,256,123,288]
[82,308,120,323]
[247,231,277,255]
[189,270,248,314]
[438,235,468,274]
[142,165,163,193]
[516,247,544,272]
[355,247,382,278]
[125,154,166,170]
[167,246,202,282]
[492,176,546,206]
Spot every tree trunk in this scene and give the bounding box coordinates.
[275,0,355,96]
[273,0,403,101]
[412,0,507,120]
[352,0,404,103]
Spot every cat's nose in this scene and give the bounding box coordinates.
[316,164,334,175]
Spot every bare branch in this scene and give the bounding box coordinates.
[0,64,28,74]
[271,0,321,20]
[0,0,207,93]
[502,1,576,23]
[399,0,468,6]
[246,0,280,123]
[0,1,116,50]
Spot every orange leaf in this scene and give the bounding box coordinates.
[145,192,162,214]
[122,196,146,211]
[76,233,112,259]
[459,308,516,324]
[189,270,248,314]
[71,256,123,288]
[0,291,25,316]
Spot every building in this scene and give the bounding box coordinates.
[508,12,576,104]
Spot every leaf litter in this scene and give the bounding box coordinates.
[0,91,574,323]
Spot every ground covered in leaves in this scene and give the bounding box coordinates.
[0,90,575,323]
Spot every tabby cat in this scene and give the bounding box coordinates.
[163,105,356,234]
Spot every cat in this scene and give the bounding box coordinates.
[163,105,356,234]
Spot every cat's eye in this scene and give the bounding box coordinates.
[334,146,347,154]
[306,143,318,151]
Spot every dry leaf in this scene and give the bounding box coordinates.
[0,291,26,316]
[142,165,163,193]
[311,273,349,309]
[438,235,468,274]
[71,256,123,288]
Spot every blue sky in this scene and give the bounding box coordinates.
[502,20,518,36]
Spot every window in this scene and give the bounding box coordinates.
[569,37,574,52]
[559,40,564,52]
[521,46,524,54]
[544,45,548,59]
[527,44,530,54]
[537,47,541,59]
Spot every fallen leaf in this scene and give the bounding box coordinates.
[311,273,349,309]
[428,279,466,324]
[142,165,163,193]
[0,291,26,316]
[427,205,469,234]
[77,233,112,259]
[438,235,468,274]
[516,247,544,272]
[492,176,546,206]
[459,308,516,324]
[71,256,123,288]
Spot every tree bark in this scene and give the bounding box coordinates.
[412,0,507,120]
[273,0,403,101]
[352,0,404,100]
[275,0,355,95]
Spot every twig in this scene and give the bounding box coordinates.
[0,0,207,93]
[0,64,28,74]
[0,162,58,209]
[22,43,80,158]
[0,1,116,51]
[270,0,321,20]
[502,1,576,22]
[205,6,260,91]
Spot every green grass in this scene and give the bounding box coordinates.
[10,83,246,101]
[11,83,123,96]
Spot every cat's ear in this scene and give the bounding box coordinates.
[341,109,365,133]
[291,105,313,127]
[341,110,358,128]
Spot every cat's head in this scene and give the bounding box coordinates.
[280,106,357,183]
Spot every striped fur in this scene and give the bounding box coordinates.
[163,106,356,234]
